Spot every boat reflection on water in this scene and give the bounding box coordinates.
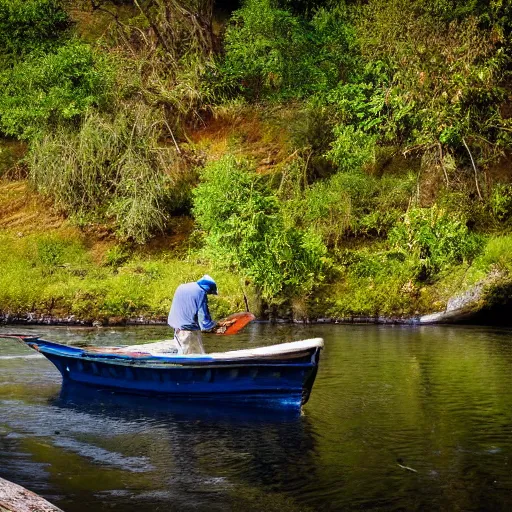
[47,382,319,512]
[50,383,317,512]
[53,381,304,423]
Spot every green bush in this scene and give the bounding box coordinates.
[287,101,338,158]
[0,40,114,139]
[388,206,483,278]
[27,104,192,243]
[222,0,355,98]
[320,244,431,317]
[436,190,488,230]
[0,0,70,61]
[193,155,327,303]
[323,62,391,136]
[489,184,512,222]
[352,0,511,163]
[326,124,377,172]
[287,171,415,246]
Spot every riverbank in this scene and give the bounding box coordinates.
[1,1,511,330]
[1,187,512,326]
[3,275,512,327]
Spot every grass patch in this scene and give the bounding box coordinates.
[0,231,247,322]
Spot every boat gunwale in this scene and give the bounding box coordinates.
[1,334,323,368]
[37,346,320,369]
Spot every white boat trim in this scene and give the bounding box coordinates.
[199,338,324,360]
[94,338,324,360]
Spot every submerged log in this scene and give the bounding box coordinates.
[0,477,63,512]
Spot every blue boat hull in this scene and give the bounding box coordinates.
[45,352,319,407]
[5,336,322,408]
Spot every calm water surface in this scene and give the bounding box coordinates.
[1,323,512,511]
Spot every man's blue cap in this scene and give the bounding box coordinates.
[197,274,218,295]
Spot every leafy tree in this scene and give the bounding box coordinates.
[222,0,355,98]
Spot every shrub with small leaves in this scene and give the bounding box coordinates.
[222,0,356,98]
[193,155,327,303]
[490,184,512,222]
[326,124,377,173]
[388,206,483,278]
[0,0,70,61]
[0,40,114,139]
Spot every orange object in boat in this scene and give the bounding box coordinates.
[212,312,256,335]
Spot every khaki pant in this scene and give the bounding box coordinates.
[174,330,205,355]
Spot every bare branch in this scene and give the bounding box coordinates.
[462,137,483,200]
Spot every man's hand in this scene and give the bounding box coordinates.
[213,319,236,334]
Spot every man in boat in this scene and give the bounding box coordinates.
[167,274,218,355]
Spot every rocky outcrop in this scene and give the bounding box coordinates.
[420,271,512,324]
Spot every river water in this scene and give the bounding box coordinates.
[1,323,512,511]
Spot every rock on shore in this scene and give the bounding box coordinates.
[0,477,63,512]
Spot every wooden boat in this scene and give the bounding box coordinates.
[1,334,324,408]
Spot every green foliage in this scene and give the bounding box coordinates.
[222,0,355,98]
[416,0,512,27]
[0,40,114,139]
[37,237,66,267]
[0,0,70,61]
[473,235,512,274]
[0,232,245,320]
[326,125,377,172]
[389,206,483,278]
[103,245,131,268]
[278,0,332,16]
[27,104,192,243]
[285,171,415,246]
[329,255,419,317]
[0,0,511,322]
[352,0,511,162]
[489,184,512,222]
[287,101,337,158]
[323,62,391,136]
[435,190,490,230]
[193,155,327,302]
